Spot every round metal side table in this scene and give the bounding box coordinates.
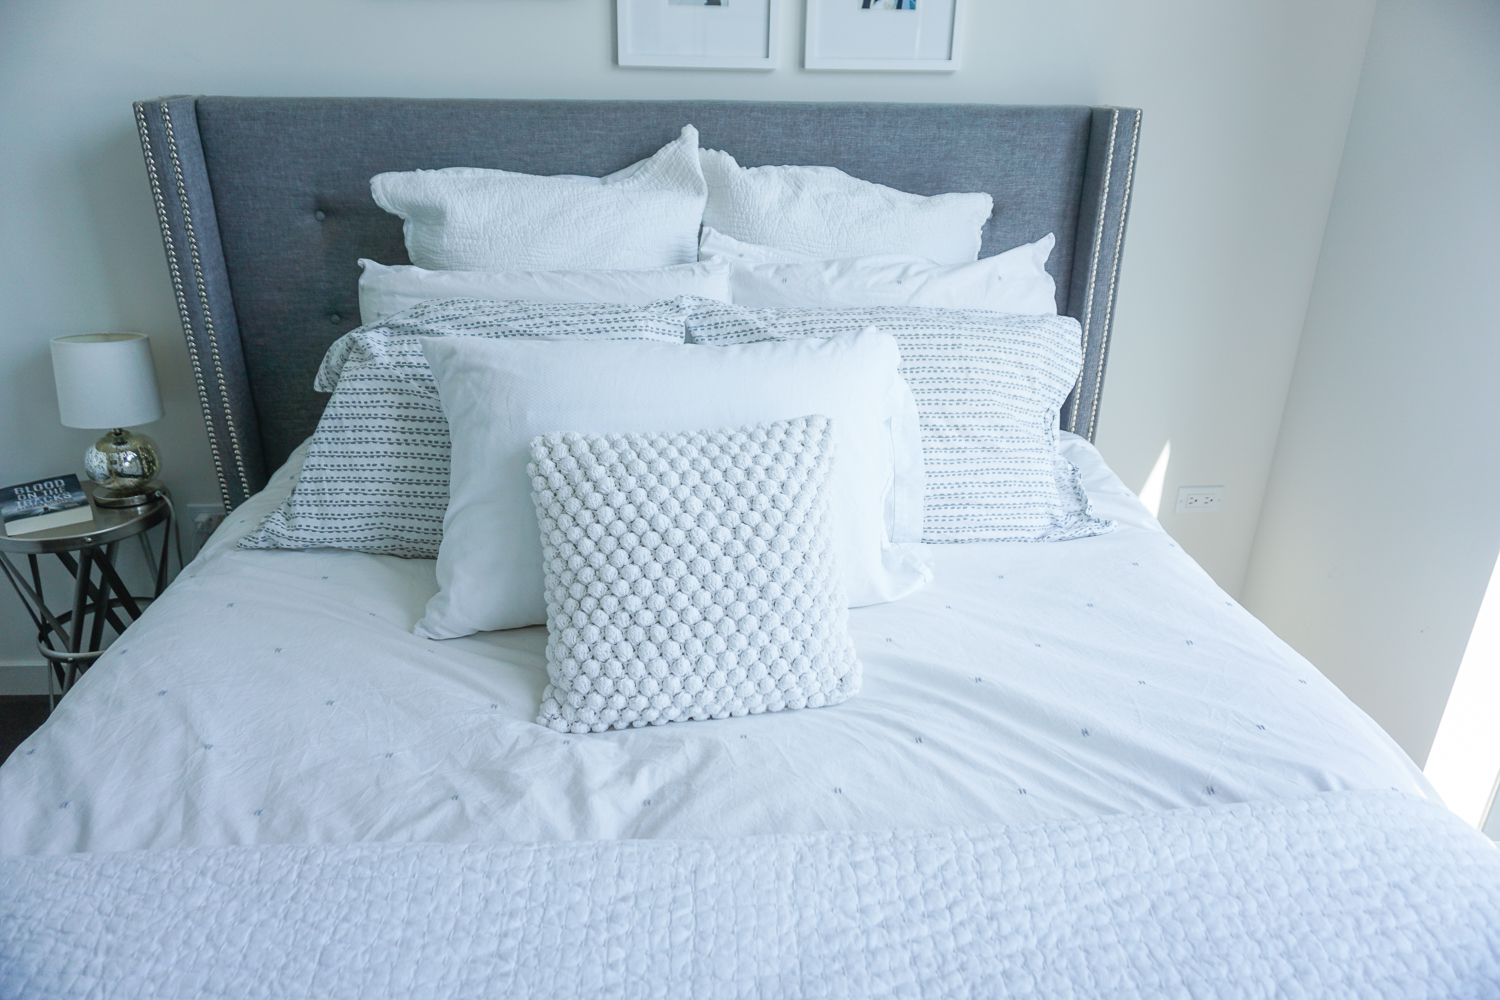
[0,483,173,703]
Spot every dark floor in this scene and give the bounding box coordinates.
[1,696,51,764]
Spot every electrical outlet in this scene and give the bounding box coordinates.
[1175,486,1224,513]
[185,503,227,534]
[184,503,227,559]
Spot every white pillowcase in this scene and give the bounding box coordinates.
[530,415,860,732]
[700,148,993,265]
[371,125,707,272]
[357,258,732,325]
[698,228,1058,314]
[417,330,931,638]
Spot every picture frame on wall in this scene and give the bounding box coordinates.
[617,0,781,70]
[804,0,964,72]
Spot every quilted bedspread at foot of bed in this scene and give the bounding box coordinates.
[2,789,1498,1000]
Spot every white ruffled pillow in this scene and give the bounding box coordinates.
[698,228,1058,314]
[700,148,993,264]
[530,415,860,733]
[357,258,732,325]
[371,125,707,272]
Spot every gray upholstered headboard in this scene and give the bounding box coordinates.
[134,97,1139,511]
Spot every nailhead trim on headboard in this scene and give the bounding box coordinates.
[135,100,232,510]
[161,100,250,508]
[1086,110,1140,442]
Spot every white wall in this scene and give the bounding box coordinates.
[1242,0,1500,765]
[0,0,1376,687]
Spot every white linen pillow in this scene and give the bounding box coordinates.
[357,258,732,325]
[700,148,993,265]
[239,298,692,558]
[698,228,1058,314]
[683,302,1114,544]
[371,125,706,272]
[531,415,860,733]
[417,329,931,638]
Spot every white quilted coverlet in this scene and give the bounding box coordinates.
[3,791,1498,999]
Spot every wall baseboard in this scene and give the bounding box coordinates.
[0,663,51,696]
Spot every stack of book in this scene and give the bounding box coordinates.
[1,475,94,537]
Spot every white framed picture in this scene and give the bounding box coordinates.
[618,0,781,70]
[804,0,964,72]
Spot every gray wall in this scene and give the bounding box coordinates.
[1242,0,1500,765]
[0,1,1377,690]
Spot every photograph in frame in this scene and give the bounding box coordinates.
[806,0,962,70]
[619,0,777,69]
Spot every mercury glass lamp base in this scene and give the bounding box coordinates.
[84,428,163,507]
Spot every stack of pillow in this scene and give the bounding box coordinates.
[239,124,1112,734]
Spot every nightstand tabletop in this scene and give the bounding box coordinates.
[0,483,167,554]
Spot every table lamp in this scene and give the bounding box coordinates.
[50,333,165,508]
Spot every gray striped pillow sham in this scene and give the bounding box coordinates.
[682,302,1113,544]
[240,297,692,558]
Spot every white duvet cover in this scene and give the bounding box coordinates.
[0,435,1430,854]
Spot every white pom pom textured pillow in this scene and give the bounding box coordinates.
[683,302,1113,545]
[371,125,706,272]
[531,415,859,733]
[240,298,692,558]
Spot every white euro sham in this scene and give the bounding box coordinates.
[371,125,707,272]
[417,330,931,638]
[700,148,993,264]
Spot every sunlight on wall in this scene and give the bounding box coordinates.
[1425,543,1500,828]
[1137,441,1171,519]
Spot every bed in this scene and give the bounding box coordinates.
[1,98,1497,998]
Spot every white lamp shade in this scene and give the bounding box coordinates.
[51,333,165,430]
